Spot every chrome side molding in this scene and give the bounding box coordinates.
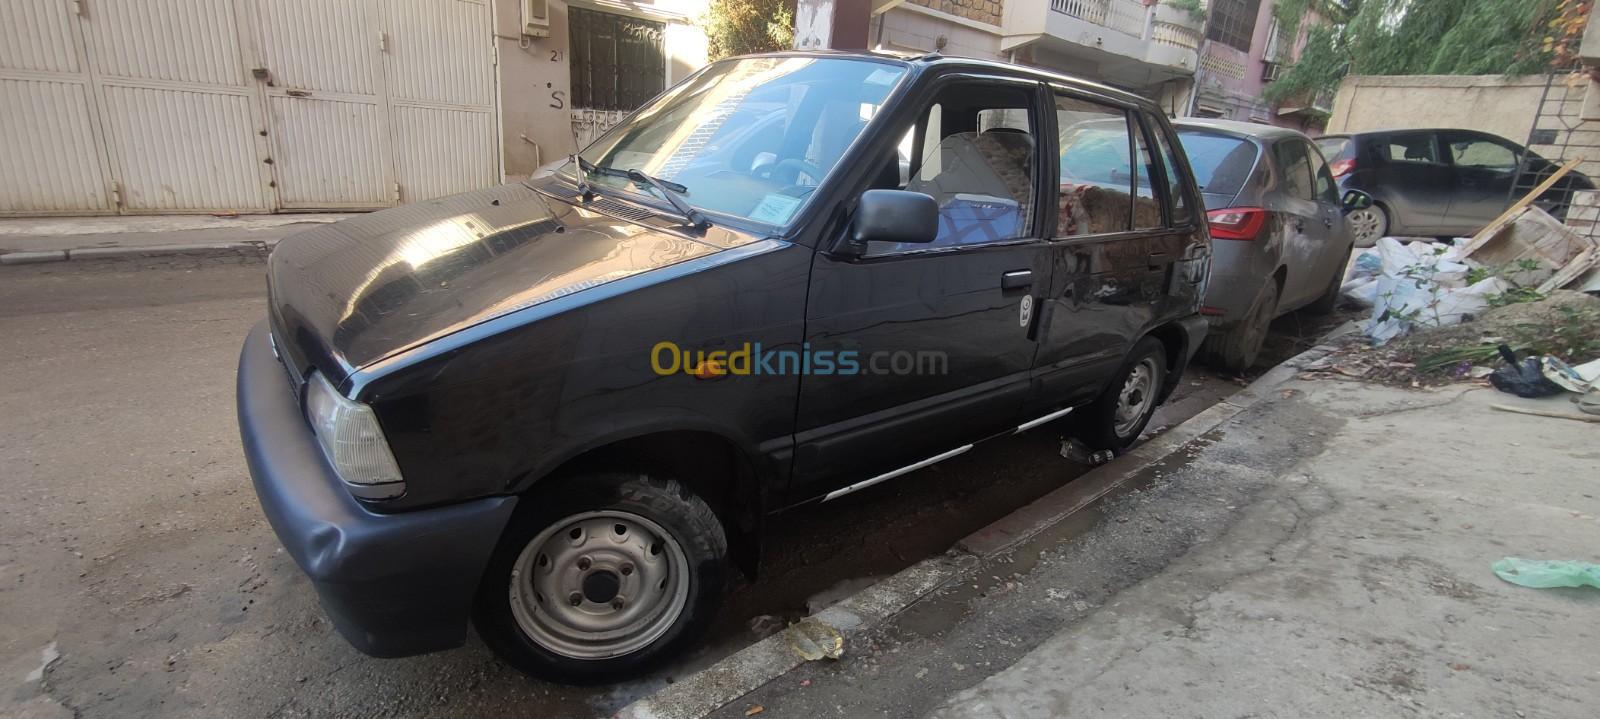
[1015,406,1075,433]
[821,444,975,502]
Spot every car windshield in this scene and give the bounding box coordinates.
[1176,130,1258,196]
[566,56,908,227]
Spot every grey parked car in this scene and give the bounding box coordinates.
[1175,119,1361,371]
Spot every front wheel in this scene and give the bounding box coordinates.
[1073,336,1168,453]
[474,472,727,684]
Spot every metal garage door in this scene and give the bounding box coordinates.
[0,0,113,214]
[0,0,499,216]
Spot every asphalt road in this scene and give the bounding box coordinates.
[0,255,1267,718]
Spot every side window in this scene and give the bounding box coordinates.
[1131,119,1163,230]
[1306,142,1338,203]
[1147,115,1192,225]
[1055,94,1133,237]
[1444,134,1517,171]
[1384,134,1438,164]
[1273,141,1315,201]
[869,86,1037,254]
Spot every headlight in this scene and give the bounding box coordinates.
[304,371,405,499]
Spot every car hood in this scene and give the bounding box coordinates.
[268,181,754,379]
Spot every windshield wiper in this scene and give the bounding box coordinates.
[621,168,708,229]
[569,154,595,201]
[575,158,707,229]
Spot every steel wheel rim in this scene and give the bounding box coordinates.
[1348,208,1382,243]
[1114,358,1159,437]
[509,510,690,660]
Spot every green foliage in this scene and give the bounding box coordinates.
[1266,0,1574,105]
[704,0,796,61]
[1165,0,1206,23]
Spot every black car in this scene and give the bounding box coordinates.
[236,52,1210,683]
[1316,128,1593,245]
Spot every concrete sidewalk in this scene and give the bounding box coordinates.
[699,381,1600,718]
[0,213,355,264]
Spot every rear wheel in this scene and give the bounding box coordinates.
[474,471,727,684]
[1202,280,1279,373]
[1073,336,1167,453]
[1347,204,1387,247]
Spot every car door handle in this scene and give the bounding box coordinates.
[1001,269,1032,290]
[1323,216,1334,227]
[1146,252,1171,269]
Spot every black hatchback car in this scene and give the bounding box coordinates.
[1316,128,1593,245]
[237,52,1210,683]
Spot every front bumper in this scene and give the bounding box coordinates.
[236,320,517,657]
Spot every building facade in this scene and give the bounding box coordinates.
[0,0,708,216]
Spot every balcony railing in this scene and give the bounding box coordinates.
[1050,0,1202,51]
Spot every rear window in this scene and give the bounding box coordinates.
[1176,131,1257,196]
[1315,136,1351,161]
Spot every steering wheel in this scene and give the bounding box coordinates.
[755,157,824,185]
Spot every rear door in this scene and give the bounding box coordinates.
[790,75,1053,504]
[1441,130,1520,232]
[1270,139,1334,308]
[1029,90,1170,416]
[1370,131,1453,232]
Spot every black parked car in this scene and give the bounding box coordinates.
[1315,128,1593,245]
[236,52,1210,683]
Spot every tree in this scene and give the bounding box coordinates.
[704,0,796,60]
[1265,0,1588,104]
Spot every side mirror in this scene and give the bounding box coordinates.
[1341,189,1374,213]
[836,189,939,256]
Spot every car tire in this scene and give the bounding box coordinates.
[1347,204,1387,247]
[1306,246,1352,315]
[474,471,728,684]
[1073,336,1168,453]
[1201,280,1279,373]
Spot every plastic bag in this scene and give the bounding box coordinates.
[1491,557,1600,589]
[1489,345,1565,398]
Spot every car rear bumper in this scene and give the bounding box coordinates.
[236,320,518,658]
[1200,269,1263,326]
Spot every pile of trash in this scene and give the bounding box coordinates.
[1341,205,1600,345]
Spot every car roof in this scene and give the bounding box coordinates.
[1321,128,1492,139]
[1172,118,1306,142]
[733,50,1157,111]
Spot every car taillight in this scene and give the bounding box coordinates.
[1206,207,1267,241]
[1329,158,1355,178]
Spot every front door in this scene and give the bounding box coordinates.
[1441,130,1520,233]
[789,77,1051,504]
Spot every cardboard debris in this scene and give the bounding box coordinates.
[1458,205,1596,288]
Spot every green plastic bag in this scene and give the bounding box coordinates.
[1491,558,1600,589]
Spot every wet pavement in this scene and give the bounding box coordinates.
[0,254,1336,718]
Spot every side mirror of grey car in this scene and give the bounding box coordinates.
[836,189,940,256]
[1341,189,1374,213]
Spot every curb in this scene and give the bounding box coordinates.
[1,240,274,265]
[616,326,1355,719]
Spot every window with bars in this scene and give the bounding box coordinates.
[1206,0,1261,53]
[569,7,666,111]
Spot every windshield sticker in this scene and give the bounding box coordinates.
[865,68,899,85]
[748,193,803,225]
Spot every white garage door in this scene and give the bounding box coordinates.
[0,0,499,216]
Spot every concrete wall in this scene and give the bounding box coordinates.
[872,4,1004,59]
[1324,75,1547,143]
[493,0,709,178]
